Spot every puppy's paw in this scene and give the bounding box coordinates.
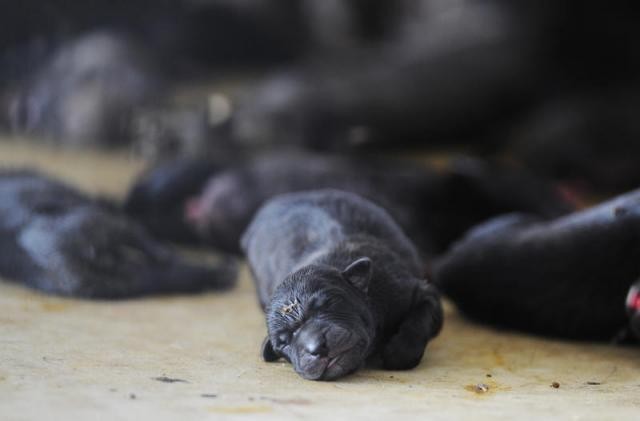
[381,334,425,370]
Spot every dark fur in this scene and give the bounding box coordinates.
[0,1,307,84]
[435,189,640,342]
[188,153,443,255]
[629,281,640,339]
[510,89,640,193]
[241,189,443,380]
[229,1,640,151]
[0,170,237,298]
[126,153,572,257]
[124,158,221,244]
[230,2,540,151]
[5,31,161,146]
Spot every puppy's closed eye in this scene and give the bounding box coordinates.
[308,297,328,311]
[276,332,291,347]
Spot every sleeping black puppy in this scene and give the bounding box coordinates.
[435,189,640,343]
[0,170,237,298]
[241,189,443,380]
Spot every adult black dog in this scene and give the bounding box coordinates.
[435,189,640,343]
[241,189,443,380]
[0,170,236,298]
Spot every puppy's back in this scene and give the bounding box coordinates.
[242,189,421,301]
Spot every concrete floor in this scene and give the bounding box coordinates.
[1,139,639,420]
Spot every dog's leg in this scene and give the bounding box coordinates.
[382,282,443,370]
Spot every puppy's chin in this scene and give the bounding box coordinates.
[295,355,330,380]
[320,349,365,380]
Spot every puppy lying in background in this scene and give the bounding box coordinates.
[126,152,572,256]
[124,158,222,244]
[0,170,236,298]
[435,188,640,343]
[242,189,443,380]
[5,31,161,147]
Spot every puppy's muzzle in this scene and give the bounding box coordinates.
[292,323,359,380]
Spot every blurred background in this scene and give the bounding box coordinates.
[3,4,640,416]
[1,0,640,395]
[1,0,639,196]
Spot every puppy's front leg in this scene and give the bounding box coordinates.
[382,282,443,370]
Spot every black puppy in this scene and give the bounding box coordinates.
[124,158,222,244]
[241,189,443,380]
[435,189,640,342]
[5,31,161,146]
[127,153,572,256]
[0,170,236,298]
[185,153,441,254]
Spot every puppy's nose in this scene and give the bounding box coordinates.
[302,334,328,357]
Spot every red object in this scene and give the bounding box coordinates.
[626,286,640,312]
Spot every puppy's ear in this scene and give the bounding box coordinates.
[342,257,372,293]
[261,336,280,362]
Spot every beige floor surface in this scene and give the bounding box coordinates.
[0,139,639,421]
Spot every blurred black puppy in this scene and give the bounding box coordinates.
[124,158,222,244]
[435,189,640,343]
[184,153,441,254]
[126,153,572,256]
[242,189,443,380]
[0,170,236,298]
[4,31,161,146]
